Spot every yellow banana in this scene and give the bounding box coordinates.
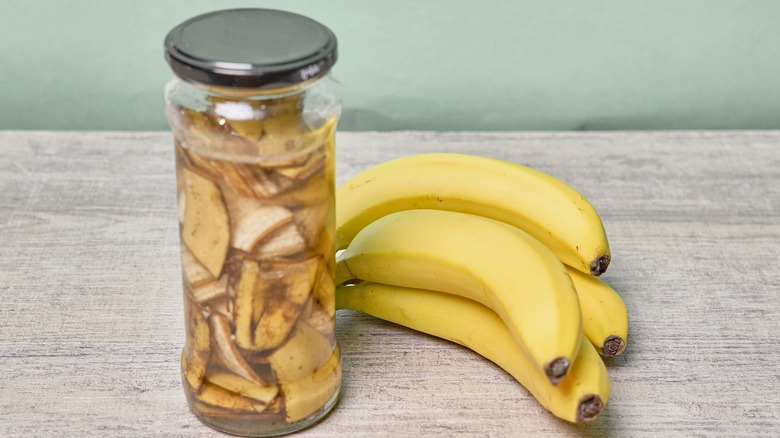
[335,209,582,384]
[336,282,609,423]
[466,218,627,356]
[335,153,610,276]
[567,267,628,356]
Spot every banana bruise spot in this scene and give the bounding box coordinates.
[589,255,610,276]
[602,335,626,356]
[576,394,604,423]
[544,357,570,385]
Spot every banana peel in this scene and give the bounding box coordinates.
[300,299,335,347]
[257,110,304,158]
[221,188,297,254]
[311,258,336,319]
[260,174,328,207]
[267,321,333,383]
[177,190,186,224]
[182,298,211,392]
[280,348,341,424]
[211,160,256,197]
[189,276,228,306]
[181,245,215,289]
[195,381,267,413]
[209,314,266,385]
[231,206,294,253]
[234,257,319,352]
[252,258,319,351]
[251,257,318,351]
[206,371,279,406]
[210,93,304,160]
[254,224,306,259]
[181,168,230,278]
[234,259,260,350]
[235,164,281,199]
[292,202,328,247]
[275,150,325,181]
[208,294,234,321]
[180,142,221,181]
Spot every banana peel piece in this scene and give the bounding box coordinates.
[181,146,221,181]
[302,299,336,346]
[181,169,230,278]
[267,321,333,383]
[177,190,186,224]
[208,294,234,321]
[234,259,260,350]
[235,164,281,199]
[206,371,279,406]
[232,206,294,253]
[275,150,325,182]
[280,348,341,424]
[181,245,215,289]
[258,110,304,158]
[292,202,329,247]
[210,314,266,385]
[252,258,319,351]
[312,257,336,319]
[190,276,228,306]
[211,160,255,197]
[260,174,328,207]
[182,299,211,392]
[222,189,295,253]
[195,381,267,413]
[254,224,306,259]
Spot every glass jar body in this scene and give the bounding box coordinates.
[165,74,341,437]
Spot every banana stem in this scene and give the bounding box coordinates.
[577,395,604,423]
[602,335,626,356]
[544,358,571,385]
[589,255,611,276]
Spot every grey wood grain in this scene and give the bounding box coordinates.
[1,130,778,437]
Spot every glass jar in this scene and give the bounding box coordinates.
[163,9,341,437]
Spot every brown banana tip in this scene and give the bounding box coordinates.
[544,357,570,385]
[602,335,626,356]
[576,394,604,423]
[589,255,610,276]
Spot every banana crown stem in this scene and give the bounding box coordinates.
[544,357,571,385]
[576,395,604,423]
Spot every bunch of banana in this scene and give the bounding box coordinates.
[334,153,628,424]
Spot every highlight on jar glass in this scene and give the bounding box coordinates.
[163,9,342,437]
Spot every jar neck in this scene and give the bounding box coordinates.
[179,75,325,100]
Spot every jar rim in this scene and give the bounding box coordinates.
[165,8,337,89]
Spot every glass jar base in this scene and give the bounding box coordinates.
[190,385,341,437]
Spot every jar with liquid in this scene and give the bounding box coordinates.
[164,9,341,436]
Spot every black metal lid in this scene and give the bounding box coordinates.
[165,8,337,88]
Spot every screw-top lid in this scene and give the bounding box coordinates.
[165,8,337,88]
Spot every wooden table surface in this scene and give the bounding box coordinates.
[1,130,779,437]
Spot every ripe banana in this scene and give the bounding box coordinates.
[567,267,628,356]
[335,209,582,385]
[335,153,611,276]
[336,282,609,423]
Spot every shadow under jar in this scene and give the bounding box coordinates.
[164,9,342,437]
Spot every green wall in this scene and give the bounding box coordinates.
[2,0,780,131]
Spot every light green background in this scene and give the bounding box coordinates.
[2,0,780,131]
